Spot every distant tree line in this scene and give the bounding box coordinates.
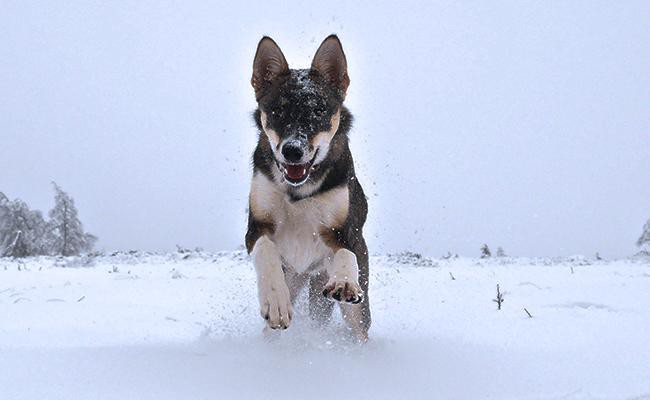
[0,183,97,258]
[477,218,650,258]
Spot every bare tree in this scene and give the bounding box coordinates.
[48,182,97,256]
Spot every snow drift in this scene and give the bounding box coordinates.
[1,251,649,399]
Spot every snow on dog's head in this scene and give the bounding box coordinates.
[251,35,351,187]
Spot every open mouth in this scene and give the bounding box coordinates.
[277,150,319,186]
[279,162,312,185]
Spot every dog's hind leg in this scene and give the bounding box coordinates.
[308,270,335,325]
[339,242,371,342]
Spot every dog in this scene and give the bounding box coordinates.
[246,35,371,341]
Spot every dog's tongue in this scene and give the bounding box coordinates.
[285,164,307,180]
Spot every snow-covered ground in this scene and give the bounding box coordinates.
[1,251,649,400]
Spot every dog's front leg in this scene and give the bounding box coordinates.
[252,235,292,329]
[322,248,363,304]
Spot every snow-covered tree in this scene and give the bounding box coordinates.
[480,244,491,258]
[0,193,49,257]
[0,192,10,241]
[0,193,17,256]
[637,219,650,251]
[48,182,96,256]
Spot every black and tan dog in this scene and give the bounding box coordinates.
[246,35,371,341]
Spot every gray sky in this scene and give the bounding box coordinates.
[1,1,648,258]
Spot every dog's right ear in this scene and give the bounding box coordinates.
[251,37,289,100]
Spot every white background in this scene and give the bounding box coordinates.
[1,1,649,257]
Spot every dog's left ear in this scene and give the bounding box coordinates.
[311,35,350,97]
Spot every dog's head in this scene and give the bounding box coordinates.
[251,35,350,186]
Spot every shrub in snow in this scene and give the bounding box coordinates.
[496,247,507,257]
[388,251,437,267]
[176,245,191,254]
[493,283,504,310]
[480,244,491,258]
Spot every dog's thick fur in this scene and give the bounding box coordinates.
[246,35,371,341]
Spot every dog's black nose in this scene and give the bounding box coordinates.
[281,142,304,163]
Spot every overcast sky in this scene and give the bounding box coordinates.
[1,1,648,258]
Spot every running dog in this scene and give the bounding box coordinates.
[246,35,370,341]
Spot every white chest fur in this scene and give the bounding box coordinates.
[250,173,349,274]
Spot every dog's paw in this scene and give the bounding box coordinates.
[322,279,363,304]
[259,281,293,330]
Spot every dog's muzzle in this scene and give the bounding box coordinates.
[276,149,319,186]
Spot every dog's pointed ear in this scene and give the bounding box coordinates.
[311,35,350,96]
[251,37,289,100]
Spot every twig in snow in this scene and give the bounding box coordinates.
[493,283,504,310]
[524,308,533,318]
[77,295,86,302]
[449,271,456,280]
